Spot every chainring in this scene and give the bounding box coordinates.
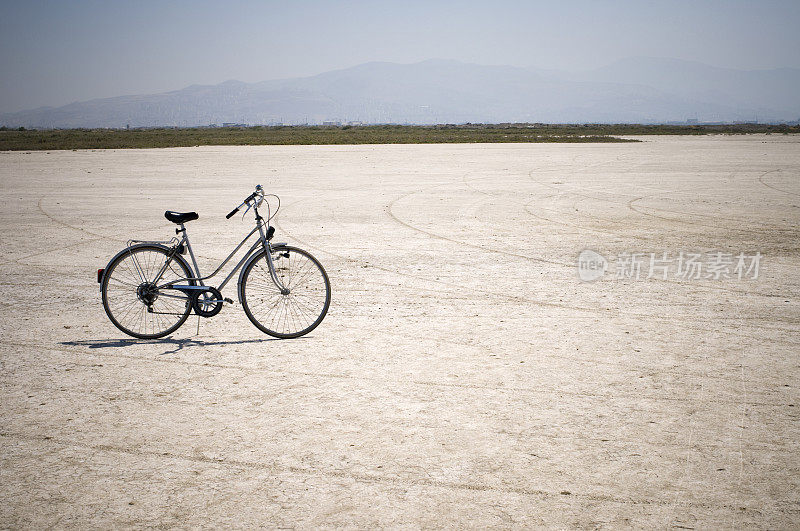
[191,287,224,318]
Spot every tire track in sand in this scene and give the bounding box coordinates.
[0,431,785,516]
[274,195,800,337]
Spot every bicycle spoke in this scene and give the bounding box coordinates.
[102,246,192,338]
[242,248,329,338]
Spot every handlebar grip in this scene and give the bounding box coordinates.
[226,207,239,219]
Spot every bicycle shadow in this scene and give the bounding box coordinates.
[61,336,288,356]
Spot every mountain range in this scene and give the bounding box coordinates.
[2,57,798,128]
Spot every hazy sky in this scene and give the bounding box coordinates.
[1,0,798,113]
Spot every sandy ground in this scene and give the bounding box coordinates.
[1,135,799,528]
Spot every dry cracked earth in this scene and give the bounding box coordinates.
[1,135,799,528]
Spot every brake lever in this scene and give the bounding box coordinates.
[241,201,253,220]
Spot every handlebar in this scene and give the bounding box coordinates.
[227,185,277,221]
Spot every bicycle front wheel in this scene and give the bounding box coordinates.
[101,244,193,339]
[240,246,331,338]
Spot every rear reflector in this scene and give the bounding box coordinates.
[97,268,104,283]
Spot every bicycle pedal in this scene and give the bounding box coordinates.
[224,298,234,304]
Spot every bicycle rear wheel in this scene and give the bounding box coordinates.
[101,244,193,339]
[240,246,330,338]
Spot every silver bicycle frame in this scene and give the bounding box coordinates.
[148,210,288,299]
[180,224,263,291]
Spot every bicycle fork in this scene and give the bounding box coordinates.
[258,222,290,295]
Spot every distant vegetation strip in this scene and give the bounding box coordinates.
[1,123,798,151]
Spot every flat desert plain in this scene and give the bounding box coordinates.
[1,135,799,528]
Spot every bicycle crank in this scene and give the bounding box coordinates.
[191,287,224,318]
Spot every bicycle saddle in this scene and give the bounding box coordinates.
[164,211,199,224]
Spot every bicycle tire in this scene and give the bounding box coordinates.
[101,244,193,339]
[240,246,331,338]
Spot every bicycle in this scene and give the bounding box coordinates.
[97,185,331,339]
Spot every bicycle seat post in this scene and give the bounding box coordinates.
[178,223,202,284]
